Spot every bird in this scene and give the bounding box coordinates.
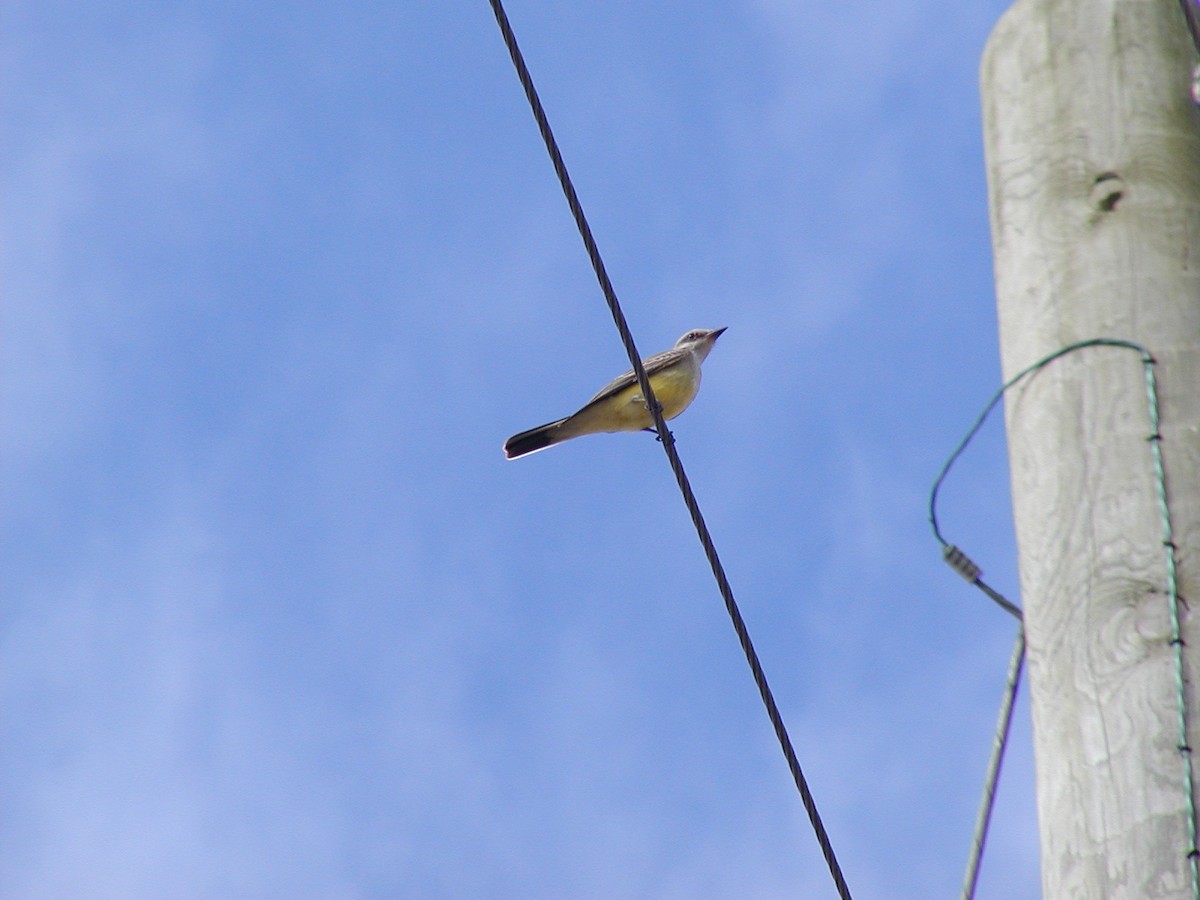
[504,327,726,459]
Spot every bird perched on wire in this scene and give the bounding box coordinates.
[504,327,726,459]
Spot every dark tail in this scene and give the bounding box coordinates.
[504,418,570,459]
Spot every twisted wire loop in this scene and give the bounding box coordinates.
[931,338,1196,899]
[487,2,852,896]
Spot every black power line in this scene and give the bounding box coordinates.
[486,3,853,897]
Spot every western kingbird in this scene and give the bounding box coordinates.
[504,327,726,459]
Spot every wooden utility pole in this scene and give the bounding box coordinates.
[981,1,1200,896]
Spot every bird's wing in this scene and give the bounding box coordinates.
[585,346,686,404]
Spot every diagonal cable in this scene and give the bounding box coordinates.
[960,628,1025,900]
[486,3,853,897]
[1179,0,1200,55]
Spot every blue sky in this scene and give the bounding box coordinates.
[3,1,1041,896]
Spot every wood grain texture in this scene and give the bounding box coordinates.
[982,0,1200,896]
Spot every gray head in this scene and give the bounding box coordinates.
[674,326,727,362]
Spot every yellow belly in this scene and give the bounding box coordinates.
[646,362,702,420]
[571,360,702,434]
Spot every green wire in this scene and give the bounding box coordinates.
[1140,350,1199,899]
[931,337,1196,899]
